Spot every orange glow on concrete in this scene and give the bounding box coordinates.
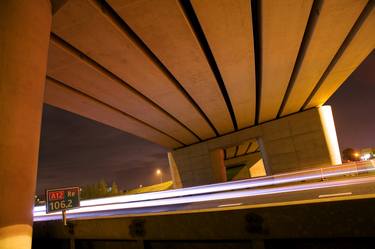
[249,159,267,178]
[318,106,342,165]
[0,225,32,249]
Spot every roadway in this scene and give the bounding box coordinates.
[34,173,375,222]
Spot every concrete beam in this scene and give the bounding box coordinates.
[236,141,251,156]
[225,152,261,168]
[108,0,234,134]
[44,78,182,149]
[259,0,313,122]
[51,0,215,141]
[225,146,237,159]
[47,37,198,146]
[191,0,256,129]
[281,0,367,116]
[305,3,375,109]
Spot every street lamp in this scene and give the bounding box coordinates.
[156,169,162,184]
[354,152,360,158]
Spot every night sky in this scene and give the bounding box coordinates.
[36,51,374,194]
[37,107,170,194]
[326,51,374,150]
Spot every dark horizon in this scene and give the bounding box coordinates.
[36,51,374,194]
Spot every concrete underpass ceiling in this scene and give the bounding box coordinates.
[224,139,259,161]
[44,0,375,149]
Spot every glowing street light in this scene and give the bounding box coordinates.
[156,169,163,183]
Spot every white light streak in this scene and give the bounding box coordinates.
[33,160,375,221]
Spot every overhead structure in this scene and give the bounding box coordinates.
[1,2,374,249]
[44,0,374,149]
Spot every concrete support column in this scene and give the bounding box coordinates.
[209,149,226,183]
[259,106,341,174]
[169,146,226,187]
[0,1,51,249]
[168,152,182,189]
[168,107,341,187]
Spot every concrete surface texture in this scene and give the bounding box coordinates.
[225,152,261,168]
[169,107,341,187]
[0,1,51,249]
[306,4,375,108]
[108,0,234,135]
[281,0,368,116]
[259,0,313,122]
[250,159,267,178]
[41,0,374,149]
[191,0,256,129]
[1,1,374,248]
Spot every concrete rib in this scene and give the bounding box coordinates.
[108,0,234,134]
[51,0,215,140]
[281,0,367,116]
[47,40,198,145]
[226,146,237,159]
[259,0,313,122]
[44,78,182,149]
[237,141,251,156]
[191,0,256,129]
[305,5,375,109]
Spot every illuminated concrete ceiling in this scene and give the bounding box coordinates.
[45,0,375,149]
[224,139,259,161]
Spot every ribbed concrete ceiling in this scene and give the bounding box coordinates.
[224,139,259,160]
[44,0,375,149]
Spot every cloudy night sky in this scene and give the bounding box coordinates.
[36,51,374,194]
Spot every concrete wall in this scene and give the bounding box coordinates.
[169,106,341,187]
[169,147,226,187]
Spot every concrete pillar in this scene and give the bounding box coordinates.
[0,1,51,249]
[259,106,342,174]
[168,107,341,187]
[168,152,182,189]
[209,149,226,183]
[169,146,226,187]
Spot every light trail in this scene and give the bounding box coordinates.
[217,203,243,208]
[34,160,375,214]
[34,175,375,221]
[33,160,375,214]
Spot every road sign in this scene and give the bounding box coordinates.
[46,187,80,213]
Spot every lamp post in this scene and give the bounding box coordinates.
[156,169,163,184]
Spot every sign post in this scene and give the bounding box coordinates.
[46,187,80,226]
